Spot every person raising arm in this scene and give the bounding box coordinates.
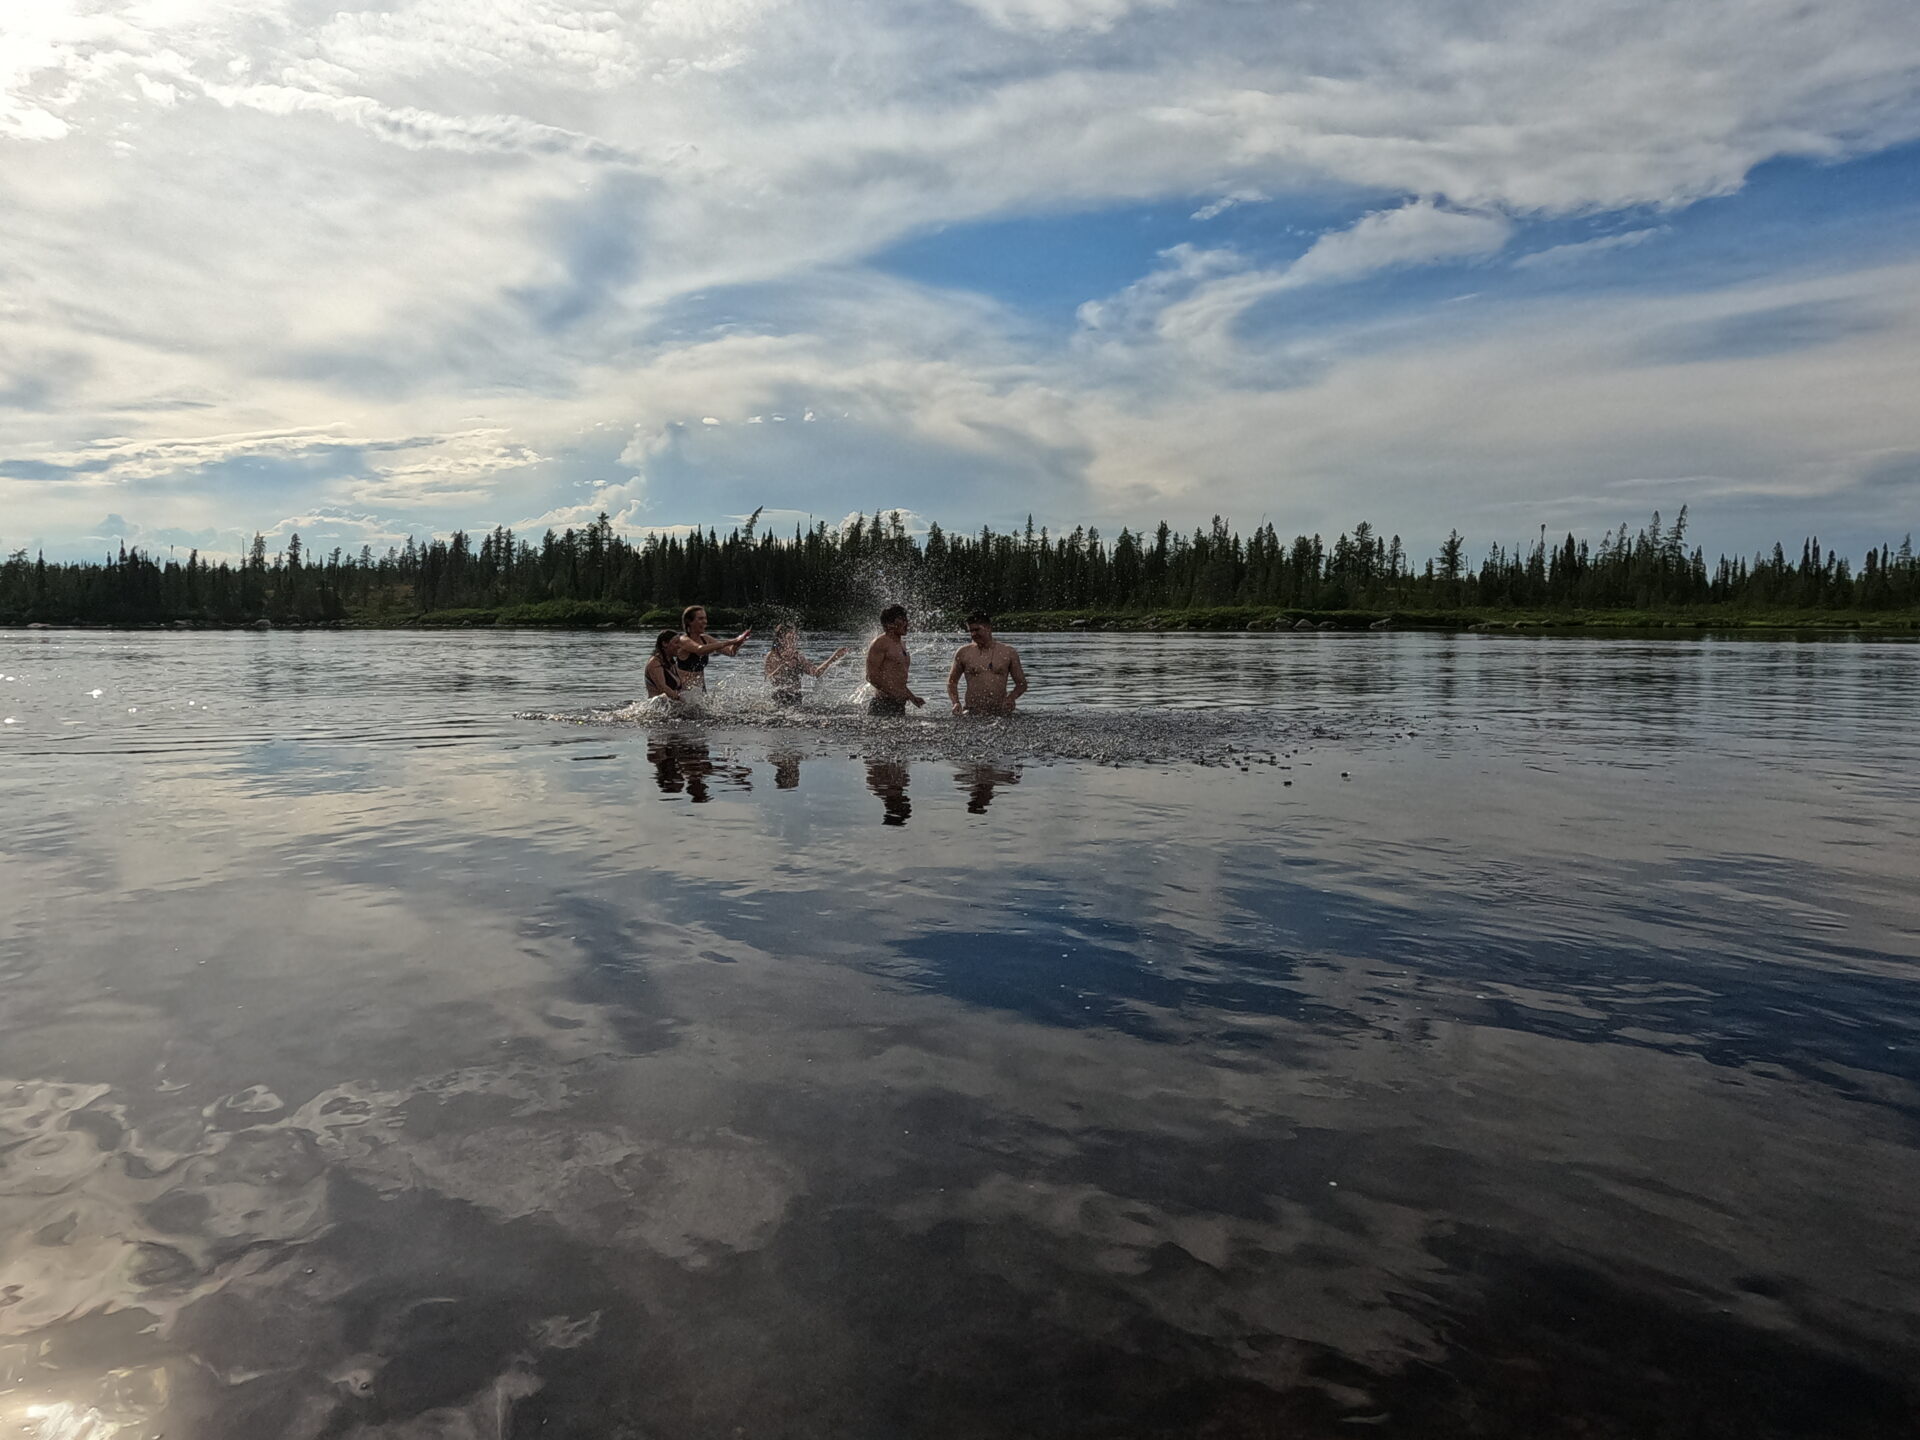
[765,624,851,707]
[672,604,752,693]
[863,604,925,717]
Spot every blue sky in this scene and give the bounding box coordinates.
[3,0,1920,564]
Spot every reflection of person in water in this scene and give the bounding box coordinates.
[769,749,802,790]
[648,736,751,803]
[865,758,912,825]
[957,762,1021,814]
[644,629,688,703]
[947,611,1028,716]
[672,604,752,694]
[764,624,850,707]
[863,605,924,717]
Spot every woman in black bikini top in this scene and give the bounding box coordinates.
[645,630,686,700]
[673,604,751,690]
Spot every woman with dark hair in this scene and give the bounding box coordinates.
[672,604,752,694]
[644,629,688,702]
[764,624,850,707]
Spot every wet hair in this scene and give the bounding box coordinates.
[653,629,680,664]
[967,610,992,627]
[879,604,908,626]
[774,622,798,639]
[680,604,705,630]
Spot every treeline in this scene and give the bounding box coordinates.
[4,506,1918,626]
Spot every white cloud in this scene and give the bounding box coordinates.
[1514,227,1669,270]
[838,507,931,536]
[511,476,653,535]
[957,0,1172,35]
[1190,189,1268,222]
[1082,201,1512,370]
[6,0,1920,557]
[1285,200,1512,286]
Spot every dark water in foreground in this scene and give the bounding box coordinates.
[2,629,1918,1438]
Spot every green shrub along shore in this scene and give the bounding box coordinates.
[19,600,1917,632]
[391,602,1915,633]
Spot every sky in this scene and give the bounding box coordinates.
[3,0,1920,566]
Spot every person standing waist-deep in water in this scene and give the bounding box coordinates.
[947,610,1028,716]
[644,629,688,702]
[864,604,925,717]
[672,604,752,694]
[764,624,850,707]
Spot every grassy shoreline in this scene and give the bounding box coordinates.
[9,602,1920,634]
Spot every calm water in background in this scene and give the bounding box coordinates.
[2,628,1918,1438]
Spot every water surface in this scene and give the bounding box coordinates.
[2,629,1917,1437]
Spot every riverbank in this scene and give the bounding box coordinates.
[992,605,1920,632]
[8,602,1920,633]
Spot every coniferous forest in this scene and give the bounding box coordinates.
[4,506,1918,629]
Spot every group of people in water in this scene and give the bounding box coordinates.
[643,603,1030,717]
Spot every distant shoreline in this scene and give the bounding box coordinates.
[7,605,1919,635]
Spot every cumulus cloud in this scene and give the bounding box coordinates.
[511,477,653,535]
[6,0,1920,556]
[838,507,931,535]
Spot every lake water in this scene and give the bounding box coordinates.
[2,628,1918,1438]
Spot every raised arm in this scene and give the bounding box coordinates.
[684,627,752,658]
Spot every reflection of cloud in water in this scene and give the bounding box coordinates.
[8,922,1920,1431]
[6,633,1920,1434]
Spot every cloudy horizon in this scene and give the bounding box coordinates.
[4,0,1920,565]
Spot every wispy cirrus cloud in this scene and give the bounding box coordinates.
[1515,228,1669,270]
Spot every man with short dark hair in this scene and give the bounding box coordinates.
[947,611,1027,716]
[864,604,924,717]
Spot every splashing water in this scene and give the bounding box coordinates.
[521,684,1374,770]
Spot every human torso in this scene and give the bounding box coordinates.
[767,648,806,702]
[646,655,683,698]
[675,634,710,687]
[958,642,1014,710]
[868,634,909,695]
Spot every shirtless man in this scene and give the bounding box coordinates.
[672,604,751,693]
[863,604,925,717]
[947,611,1028,716]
